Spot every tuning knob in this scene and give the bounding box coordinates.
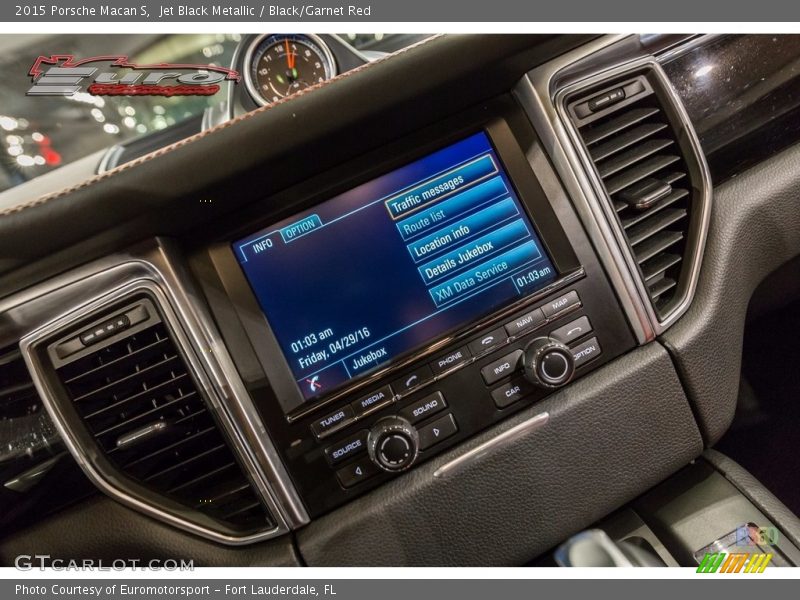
[523,337,575,389]
[367,417,419,472]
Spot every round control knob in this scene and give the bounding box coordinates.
[367,417,419,473]
[523,337,575,389]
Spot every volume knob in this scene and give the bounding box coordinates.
[523,337,575,389]
[367,417,419,472]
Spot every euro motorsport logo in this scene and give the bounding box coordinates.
[27,55,240,97]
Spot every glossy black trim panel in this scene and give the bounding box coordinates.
[662,34,800,183]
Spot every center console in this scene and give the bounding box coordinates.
[198,99,636,517]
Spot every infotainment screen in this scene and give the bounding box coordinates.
[233,132,558,402]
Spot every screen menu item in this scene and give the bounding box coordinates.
[233,132,558,402]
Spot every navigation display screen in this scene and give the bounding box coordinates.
[233,132,558,402]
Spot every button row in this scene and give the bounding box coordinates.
[313,289,582,440]
[488,334,603,410]
[329,392,458,488]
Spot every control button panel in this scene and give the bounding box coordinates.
[541,290,581,319]
[290,281,633,517]
[467,327,507,357]
[504,307,545,337]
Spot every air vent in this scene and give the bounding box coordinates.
[568,71,706,320]
[1,346,59,463]
[49,297,275,538]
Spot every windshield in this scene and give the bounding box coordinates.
[0,33,417,194]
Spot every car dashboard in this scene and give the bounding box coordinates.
[1,33,800,565]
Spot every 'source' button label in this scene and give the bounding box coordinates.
[324,430,369,466]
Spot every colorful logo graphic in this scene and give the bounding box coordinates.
[696,552,772,573]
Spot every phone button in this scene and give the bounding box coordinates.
[390,365,434,396]
[550,316,592,345]
[467,327,507,357]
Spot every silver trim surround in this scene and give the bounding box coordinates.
[14,241,308,545]
[514,36,654,345]
[243,33,338,107]
[515,35,712,339]
[433,412,549,479]
[555,59,712,334]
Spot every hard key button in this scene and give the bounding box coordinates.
[310,405,355,440]
[350,385,393,417]
[468,327,507,356]
[504,308,545,337]
[418,414,458,451]
[336,457,380,488]
[429,346,471,376]
[398,391,448,424]
[324,430,369,466]
[480,349,523,386]
[491,377,536,409]
[571,336,602,368]
[391,365,434,395]
[550,316,592,345]
[541,290,581,319]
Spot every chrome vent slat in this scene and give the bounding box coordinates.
[81,372,189,421]
[571,73,700,317]
[165,460,237,495]
[92,390,198,439]
[604,154,680,196]
[55,313,275,534]
[120,423,216,466]
[648,276,678,300]
[582,106,661,145]
[641,253,683,282]
[62,337,170,385]
[590,122,669,162]
[70,354,181,403]
[632,230,684,265]
[597,138,674,179]
[620,188,689,230]
[144,443,227,483]
[626,207,688,247]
